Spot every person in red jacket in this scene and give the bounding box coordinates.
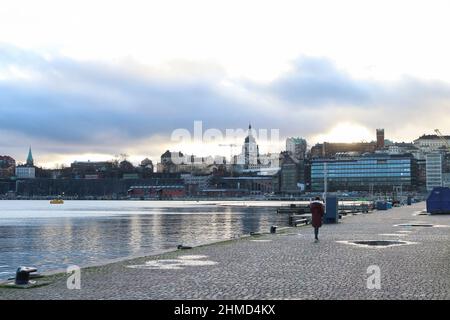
[310,197,325,243]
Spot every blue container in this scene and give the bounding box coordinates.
[376,201,388,210]
[427,187,450,214]
[324,196,339,223]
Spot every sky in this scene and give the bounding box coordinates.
[1,0,450,167]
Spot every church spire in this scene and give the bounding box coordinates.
[26,146,34,166]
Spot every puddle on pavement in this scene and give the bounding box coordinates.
[394,223,435,227]
[337,240,417,248]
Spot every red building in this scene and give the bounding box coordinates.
[128,185,186,199]
[376,129,385,149]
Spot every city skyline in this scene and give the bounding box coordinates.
[3,126,448,169]
[2,1,450,167]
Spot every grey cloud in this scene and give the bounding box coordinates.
[2,45,450,163]
[259,57,374,106]
[259,56,450,112]
[0,45,280,152]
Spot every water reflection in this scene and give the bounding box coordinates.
[0,202,288,279]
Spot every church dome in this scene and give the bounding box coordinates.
[244,123,256,143]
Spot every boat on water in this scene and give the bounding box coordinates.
[50,198,64,204]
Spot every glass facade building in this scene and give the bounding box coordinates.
[311,155,417,192]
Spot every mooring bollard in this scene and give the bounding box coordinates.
[15,266,38,285]
[270,225,277,234]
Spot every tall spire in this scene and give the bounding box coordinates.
[26,146,34,166]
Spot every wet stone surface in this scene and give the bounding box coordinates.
[344,240,412,247]
[1,203,450,300]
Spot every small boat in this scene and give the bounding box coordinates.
[50,199,64,204]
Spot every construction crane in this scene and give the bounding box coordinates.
[434,129,450,151]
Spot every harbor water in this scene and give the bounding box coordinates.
[0,200,293,280]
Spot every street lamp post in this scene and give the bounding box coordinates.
[323,162,328,200]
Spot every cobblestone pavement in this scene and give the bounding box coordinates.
[1,203,449,300]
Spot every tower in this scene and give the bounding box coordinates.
[376,129,385,149]
[26,147,34,166]
[242,123,260,169]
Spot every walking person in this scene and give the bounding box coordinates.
[310,197,325,243]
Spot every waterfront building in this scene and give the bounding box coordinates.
[0,155,15,179]
[157,151,225,174]
[443,154,450,188]
[426,153,444,191]
[70,160,116,179]
[416,159,427,192]
[140,158,154,172]
[414,134,450,152]
[311,154,417,192]
[279,151,306,194]
[127,185,186,199]
[15,147,36,179]
[15,166,36,179]
[286,137,307,160]
[387,143,415,154]
[218,175,274,195]
[310,142,377,158]
[310,129,393,158]
[71,161,114,172]
[181,174,213,196]
[136,158,154,178]
[15,172,185,198]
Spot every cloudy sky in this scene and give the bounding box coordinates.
[1,0,450,167]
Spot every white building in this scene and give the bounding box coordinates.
[15,147,36,179]
[414,134,450,152]
[15,166,36,179]
[238,124,260,169]
[426,153,443,191]
[387,145,402,154]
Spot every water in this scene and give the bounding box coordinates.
[0,200,291,280]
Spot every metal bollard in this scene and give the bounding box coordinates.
[15,266,38,285]
[270,225,277,234]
